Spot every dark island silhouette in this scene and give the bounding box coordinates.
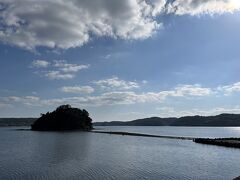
[94,113,240,126]
[31,105,93,131]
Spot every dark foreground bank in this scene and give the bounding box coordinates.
[194,138,240,148]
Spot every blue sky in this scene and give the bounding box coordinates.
[0,0,240,121]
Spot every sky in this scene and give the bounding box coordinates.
[0,0,240,121]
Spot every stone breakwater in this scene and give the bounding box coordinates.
[91,130,194,140]
[91,131,240,149]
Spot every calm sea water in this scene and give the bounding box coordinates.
[94,126,240,138]
[0,126,240,180]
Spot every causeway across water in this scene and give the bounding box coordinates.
[91,130,195,140]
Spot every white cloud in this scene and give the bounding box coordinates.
[1,0,238,50]
[167,0,240,15]
[94,91,164,105]
[61,86,94,94]
[44,71,75,80]
[156,106,240,117]
[0,0,162,50]
[147,84,213,100]
[54,60,89,73]
[7,96,40,102]
[31,59,89,80]
[32,60,49,68]
[6,96,40,106]
[174,84,213,96]
[2,83,214,107]
[218,82,240,95]
[3,91,164,107]
[151,0,167,16]
[94,77,139,90]
[5,81,240,109]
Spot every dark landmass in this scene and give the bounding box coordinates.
[0,118,36,126]
[94,117,176,126]
[193,138,240,148]
[94,113,240,127]
[31,105,93,131]
[2,113,240,127]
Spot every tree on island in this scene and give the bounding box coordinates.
[31,105,93,131]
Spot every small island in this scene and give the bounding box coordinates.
[31,105,93,131]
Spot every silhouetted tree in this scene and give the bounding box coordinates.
[31,105,93,131]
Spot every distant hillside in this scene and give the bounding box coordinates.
[2,113,240,127]
[0,118,36,126]
[94,114,240,127]
[94,117,177,126]
[172,114,240,126]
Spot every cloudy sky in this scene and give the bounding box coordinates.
[0,0,240,121]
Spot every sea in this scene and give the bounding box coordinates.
[1,126,240,180]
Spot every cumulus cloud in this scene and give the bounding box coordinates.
[31,59,89,80]
[2,83,213,107]
[4,82,240,108]
[54,60,90,73]
[7,96,40,102]
[167,0,240,15]
[218,82,240,95]
[156,106,240,117]
[173,84,213,96]
[61,86,94,94]
[150,0,167,16]
[44,71,75,80]
[32,60,49,68]
[5,96,40,106]
[0,0,238,50]
[94,77,140,90]
[2,91,165,107]
[0,0,163,50]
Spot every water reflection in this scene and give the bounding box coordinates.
[30,131,91,165]
[1,127,240,180]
